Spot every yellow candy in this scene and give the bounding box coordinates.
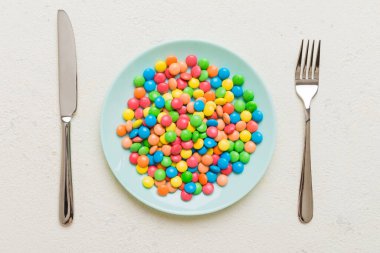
[204,107,215,117]
[160,134,168,145]
[172,89,183,98]
[132,119,143,128]
[171,176,182,188]
[180,149,192,159]
[224,91,234,102]
[215,98,226,105]
[193,89,204,99]
[205,101,217,109]
[166,123,176,132]
[240,110,252,122]
[206,148,214,155]
[222,79,233,90]
[188,78,200,88]
[218,139,230,151]
[163,93,173,100]
[194,139,204,149]
[122,109,134,121]
[143,107,150,117]
[193,112,204,120]
[176,161,188,172]
[187,124,196,132]
[155,60,167,73]
[136,165,148,174]
[142,176,154,188]
[157,112,167,123]
[240,130,252,142]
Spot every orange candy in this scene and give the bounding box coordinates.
[223,103,235,114]
[155,180,166,187]
[166,55,177,66]
[204,91,216,102]
[180,93,191,105]
[207,65,218,77]
[228,130,240,141]
[178,61,188,73]
[166,182,177,193]
[125,121,133,133]
[217,119,225,130]
[216,106,223,117]
[201,154,213,166]
[199,174,208,185]
[116,124,127,136]
[186,102,195,113]
[169,63,181,76]
[134,87,146,99]
[149,145,158,154]
[235,121,247,132]
[148,134,160,145]
[222,113,231,124]
[198,163,209,173]
[162,145,171,156]
[213,146,222,155]
[121,137,132,149]
[168,78,177,90]
[137,155,149,167]
[244,141,256,153]
[157,184,169,196]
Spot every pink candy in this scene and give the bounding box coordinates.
[161,115,172,127]
[154,73,166,83]
[187,156,198,167]
[177,118,189,129]
[181,141,193,150]
[191,65,201,78]
[139,97,151,108]
[171,144,182,155]
[171,98,183,109]
[147,166,157,177]
[177,78,187,90]
[134,108,143,119]
[157,82,169,93]
[127,98,139,110]
[206,126,218,138]
[185,55,197,67]
[202,183,214,195]
[199,81,211,92]
[181,190,192,201]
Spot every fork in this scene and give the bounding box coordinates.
[295,39,321,223]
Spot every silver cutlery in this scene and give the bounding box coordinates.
[295,39,321,223]
[58,10,77,225]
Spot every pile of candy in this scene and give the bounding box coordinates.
[116,55,264,201]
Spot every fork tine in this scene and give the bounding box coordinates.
[314,40,321,80]
[308,40,315,79]
[302,40,309,79]
[295,40,303,79]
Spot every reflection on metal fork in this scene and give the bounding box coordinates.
[295,39,320,223]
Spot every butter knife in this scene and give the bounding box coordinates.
[57,10,77,225]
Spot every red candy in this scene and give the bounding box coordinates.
[191,65,201,78]
[181,141,193,150]
[181,190,193,201]
[165,69,174,79]
[177,118,189,129]
[247,120,258,133]
[154,73,166,83]
[178,106,187,114]
[171,98,183,110]
[192,172,199,182]
[129,153,139,164]
[127,98,140,110]
[180,72,192,81]
[157,82,169,93]
[221,164,232,175]
[212,154,219,165]
[171,144,182,155]
[206,126,218,138]
[185,55,197,67]
[223,103,235,114]
[148,166,157,177]
[161,115,172,127]
[171,155,182,163]
[199,81,211,92]
[139,97,151,108]
[176,78,188,90]
[224,124,235,134]
[202,183,214,195]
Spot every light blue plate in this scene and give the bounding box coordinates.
[101,40,276,215]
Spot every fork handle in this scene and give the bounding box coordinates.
[298,108,313,223]
[60,117,74,225]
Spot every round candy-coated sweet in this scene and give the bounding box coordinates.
[243,90,254,102]
[138,126,150,139]
[137,155,149,167]
[244,141,256,153]
[144,115,157,128]
[251,131,263,144]
[147,166,157,177]
[206,171,217,183]
[245,101,257,112]
[192,172,199,183]
[190,115,202,127]
[154,169,166,181]
[234,100,245,112]
[138,146,149,155]
[130,142,141,152]
[144,80,156,92]
[239,130,252,142]
[230,112,241,124]
[160,115,172,127]
[166,55,177,66]
[194,100,205,111]
[186,55,197,67]
[171,98,183,109]
[191,66,201,78]
[232,162,244,174]
[202,183,214,195]
[231,86,243,97]
[216,87,226,98]
[206,119,218,127]
[176,160,188,172]
[157,184,169,196]
[181,190,192,201]
[198,58,209,70]
[116,125,127,137]
[232,74,245,85]
[121,137,132,149]
[206,126,218,138]
[165,130,177,142]
[127,98,139,110]
[218,139,230,151]
[166,166,178,178]
[234,140,245,152]
[240,110,252,122]
[154,96,165,108]
[217,158,229,169]
[222,79,233,90]
[209,165,220,174]
[218,67,230,80]
[177,78,187,89]
[217,174,228,186]
[194,182,202,195]
[222,103,234,114]
[171,176,182,188]
[220,152,231,162]
[142,176,154,188]
[199,70,208,81]
[149,106,160,117]
[135,108,143,119]
[122,109,134,121]
[180,130,192,141]
[169,111,179,122]
[246,120,258,133]
[143,68,155,80]
[181,171,193,183]
[169,63,181,76]
[129,153,139,164]
[204,138,217,148]
[153,150,164,163]
[207,65,218,77]
[155,60,167,72]
[187,156,198,168]
[184,182,196,194]
[239,151,250,164]
[161,156,172,167]
[230,151,240,163]
[134,75,145,87]
[139,97,151,108]
[134,87,146,99]
[210,77,222,89]
[252,110,263,122]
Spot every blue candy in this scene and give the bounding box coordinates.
[138,126,150,139]
[252,110,263,122]
[230,112,241,124]
[206,119,218,127]
[251,131,263,144]
[217,158,229,169]
[210,77,222,89]
[184,182,196,194]
[144,115,157,127]
[147,154,154,166]
[194,100,205,111]
[154,96,165,108]
[210,165,221,174]
[187,167,198,173]
[218,67,230,80]
[232,162,244,174]
[220,152,231,162]
[166,166,178,178]
[206,171,217,183]
[153,150,163,163]
[144,80,156,92]
[198,146,208,155]
[231,86,243,97]
[204,138,217,148]
[143,67,155,80]
[129,129,138,138]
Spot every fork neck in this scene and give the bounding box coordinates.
[305,108,310,122]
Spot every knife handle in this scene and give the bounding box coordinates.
[60,117,74,225]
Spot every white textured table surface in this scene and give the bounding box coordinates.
[1,0,379,252]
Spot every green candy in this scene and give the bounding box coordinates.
[138,146,150,155]
[232,74,244,85]
[239,151,250,164]
[161,156,172,167]
[245,101,257,112]
[228,140,235,152]
[169,111,179,122]
[199,70,209,81]
[142,139,150,147]
[183,87,194,97]
[243,90,254,102]
[234,100,246,112]
[194,182,202,195]
[165,130,177,143]
[199,132,207,139]
[149,106,161,117]
[130,143,142,152]
[149,91,160,102]
[192,131,200,142]
[190,115,202,127]
[180,130,192,141]
[198,58,209,70]
[154,169,166,181]
[165,99,173,111]
[197,122,207,132]
[216,87,227,98]
[234,140,245,153]
[133,75,145,87]
[181,171,193,183]
[230,151,240,163]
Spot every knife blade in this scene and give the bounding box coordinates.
[57,10,77,225]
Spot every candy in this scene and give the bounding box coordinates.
[116,55,264,201]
